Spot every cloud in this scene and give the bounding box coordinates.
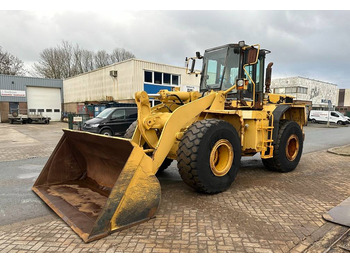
[0,10,349,88]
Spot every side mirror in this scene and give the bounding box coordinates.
[190,58,195,73]
[186,57,196,73]
[245,47,258,65]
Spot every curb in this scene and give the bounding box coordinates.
[327,144,350,156]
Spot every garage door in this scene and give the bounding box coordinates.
[27,86,62,121]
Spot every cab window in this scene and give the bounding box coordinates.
[111,109,125,120]
[331,112,339,117]
[126,109,137,119]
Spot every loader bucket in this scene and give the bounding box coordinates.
[32,129,161,242]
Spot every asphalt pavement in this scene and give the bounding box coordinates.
[0,157,55,225]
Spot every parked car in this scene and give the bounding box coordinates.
[82,107,137,136]
[309,110,348,125]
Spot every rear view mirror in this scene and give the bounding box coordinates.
[186,57,196,73]
[190,58,196,73]
[245,47,258,65]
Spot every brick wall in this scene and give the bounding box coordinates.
[0,102,9,122]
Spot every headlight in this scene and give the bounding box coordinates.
[237,79,244,87]
[91,124,99,128]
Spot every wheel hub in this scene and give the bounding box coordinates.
[210,139,234,177]
[285,134,299,161]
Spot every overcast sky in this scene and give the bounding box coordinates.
[1,8,350,88]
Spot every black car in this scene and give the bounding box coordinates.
[82,107,137,136]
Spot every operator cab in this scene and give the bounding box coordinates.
[198,42,270,109]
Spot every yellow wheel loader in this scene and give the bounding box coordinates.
[32,41,306,242]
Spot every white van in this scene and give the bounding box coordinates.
[309,110,348,125]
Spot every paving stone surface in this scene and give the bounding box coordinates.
[0,122,66,162]
[0,150,349,253]
[1,122,350,253]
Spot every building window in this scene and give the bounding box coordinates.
[163,73,171,84]
[275,86,307,95]
[298,87,308,94]
[154,72,162,84]
[172,75,179,86]
[54,109,60,113]
[46,109,52,112]
[38,109,44,113]
[29,109,36,113]
[144,71,153,83]
[144,70,181,86]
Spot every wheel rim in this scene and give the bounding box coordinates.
[285,134,299,161]
[103,131,111,136]
[209,139,234,177]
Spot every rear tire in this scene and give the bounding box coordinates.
[100,129,113,136]
[177,119,241,194]
[262,120,303,172]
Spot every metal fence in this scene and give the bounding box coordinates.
[67,113,92,130]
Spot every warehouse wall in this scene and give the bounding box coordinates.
[133,59,200,93]
[343,89,350,106]
[63,59,201,105]
[271,77,338,107]
[0,74,63,122]
[63,59,134,103]
[0,74,63,103]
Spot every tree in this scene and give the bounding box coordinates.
[33,41,136,79]
[110,48,135,63]
[0,46,25,76]
[94,50,111,68]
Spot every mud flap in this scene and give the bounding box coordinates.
[32,129,161,242]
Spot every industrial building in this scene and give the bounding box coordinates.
[271,76,338,111]
[335,88,350,116]
[63,58,201,114]
[0,74,63,122]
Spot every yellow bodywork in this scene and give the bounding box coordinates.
[132,89,305,160]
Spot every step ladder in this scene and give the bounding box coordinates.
[258,114,274,159]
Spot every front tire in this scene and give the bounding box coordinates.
[177,119,241,194]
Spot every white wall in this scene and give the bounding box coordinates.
[63,59,200,103]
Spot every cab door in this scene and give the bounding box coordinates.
[330,111,339,123]
[108,109,127,135]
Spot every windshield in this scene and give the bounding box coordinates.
[337,111,349,118]
[201,47,227,91]
[200,47,240,91]
[96,108,114,118]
